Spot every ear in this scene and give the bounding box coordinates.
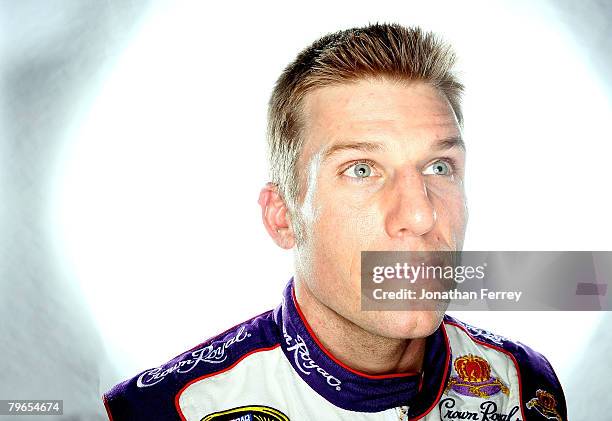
[258,182,296,249]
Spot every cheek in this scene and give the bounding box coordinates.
[446,189,467,227]
[314,197,381,248]
[430,186,468,242]
[303,193,380,275]
[306,204,381,310]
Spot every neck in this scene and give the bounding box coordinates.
[293,277,426,376]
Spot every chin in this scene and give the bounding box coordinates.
[370,310,445,339]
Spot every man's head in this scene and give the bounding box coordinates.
[258,23,468,340]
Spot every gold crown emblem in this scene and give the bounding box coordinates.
[454,354,491,383]
[535,389,557,410]
[527,389,562,421]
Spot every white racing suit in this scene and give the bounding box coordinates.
[103,278,567,420]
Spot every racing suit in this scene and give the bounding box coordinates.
[103,277,567,420]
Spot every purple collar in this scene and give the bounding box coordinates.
[273,277,451,415]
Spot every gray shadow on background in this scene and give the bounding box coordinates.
[1,1,152,419]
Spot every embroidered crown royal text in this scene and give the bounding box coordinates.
[282,325,342,391]
[463,325,508,346]
[438,398,521,421]
[136,326,251,388]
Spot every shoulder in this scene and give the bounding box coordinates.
[443,314,567,421]
[103,309,281,421]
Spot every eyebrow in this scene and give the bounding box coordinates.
[433,135,465,152]
[321,135,465,162]
[322,141,386,162]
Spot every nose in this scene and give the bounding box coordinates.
[384,172,437,239]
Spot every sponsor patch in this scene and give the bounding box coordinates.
[201,405,290,421]
[462,324,508,345]
[526,389,562,420]
[439,397,520,420]
[444,354,509,398]
[137,326,251,388]
[282,325,342,391]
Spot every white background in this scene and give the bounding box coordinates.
[2,1,610,419]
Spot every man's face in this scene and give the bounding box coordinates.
[292,77,468,339]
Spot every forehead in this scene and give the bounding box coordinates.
[299,78,460,152]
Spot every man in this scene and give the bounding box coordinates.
[103,23,566,420]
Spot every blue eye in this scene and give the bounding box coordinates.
[344,162,373,178]
[424,160,453,176]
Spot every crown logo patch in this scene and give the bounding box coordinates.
[527,389,562,420]
[444,354,509,398]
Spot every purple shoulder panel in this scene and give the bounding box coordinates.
[103,309,280,421]
[444,315,567,421]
